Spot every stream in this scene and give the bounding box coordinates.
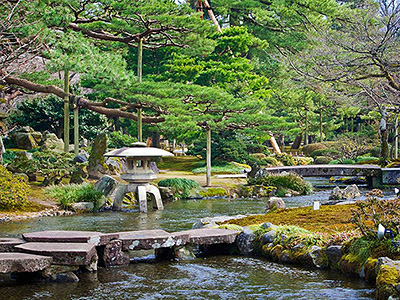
[0,178,387,299]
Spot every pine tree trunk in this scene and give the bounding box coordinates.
[206,127,211,187]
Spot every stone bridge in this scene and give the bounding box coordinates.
[256,164,396,187]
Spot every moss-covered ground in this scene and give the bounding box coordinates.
[224,205,356,233]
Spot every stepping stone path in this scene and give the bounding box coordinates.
[15,242,98,266]
[0,228,240,282]
[0,253,52,273]
[0,238,25,252]
[118,229,190,250]
[22,230,118,246]
[177,228,240,245]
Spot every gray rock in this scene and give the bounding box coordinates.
[88,133,108,179]
[94,175,119,206]
[9,127,39,150]
[99,239,129,267]
[261,222,276,230]
[326,245,343,266]
[262,231,276,244]
[71,202,94,212]
[330,184,361,200]
[292,242,305,252]
[40,265,79,281]
[236,227,256,256]
[303,245,326,269]
[265,197,286,212]
[40,133,64,152]
[73,155,87,164]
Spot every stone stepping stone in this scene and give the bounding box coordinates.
[22,231,118,246]
[0,253,52,273]
[118,230,190,251]
[0,238,25,252]
[176,228,240,245]
[15,242,97,266]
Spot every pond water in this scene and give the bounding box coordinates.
[0,178,384,299]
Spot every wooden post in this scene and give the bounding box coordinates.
[319,105,323,142]
[63,70,70,153]
[137,38,143,142]
[73,99,79,155]
[395,113,398,159]
[206,127,211,187]
[304,110,308,146]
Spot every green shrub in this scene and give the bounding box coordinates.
[46,183,104,211]
[246,144,267,153]
[248,154,279,166]
[302,143,327,156]
[0,165,29,210]
[249,173,312,195]
[275,153,296,166]
[158,178,201,199]
[8,150,75,185]
[310,149,340,159]
[329,158,355,164]
[293,156,313,165]
[355,156,379,164]
[108,131,137,148]
[2,150,17,165]
[314,156,333,164]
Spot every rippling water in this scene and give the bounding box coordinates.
[0,179,381,299]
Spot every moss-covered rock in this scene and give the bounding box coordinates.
[314,156,333,164]
[88,133,108,179]
[200,187,228,198]
[376,257,400,300]
[339,253,364,276]
[363,257,378,283]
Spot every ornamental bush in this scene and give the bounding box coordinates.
[0,165,29,210]
[249,172,312,195]
[158,178,201,199]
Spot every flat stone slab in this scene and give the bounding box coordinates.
[177,228,240,245]
[118,230,190,251]
[0,238,25,252]
[0,253,52,273]
[22,231,118,246]
[15,242,97,266]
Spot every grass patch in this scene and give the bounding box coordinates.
[224,204,356,233]
[192,162,245,174]
[158,178,201,199]
[157,156,204,172]
[45,183,104,210]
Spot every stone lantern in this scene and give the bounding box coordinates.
[104,142,173,212]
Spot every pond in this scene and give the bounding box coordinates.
[0,179,383,299]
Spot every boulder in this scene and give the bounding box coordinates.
[301,245,327,269]
[94,175,119,204]
[236,227,256,256]
[329,184,361,200]
[88,133,108,179]
[326,245,343,268]
[69,164,88,184]
[265,197,286,212]
[73,155,87,164]
[40,265,80,282]
[262,230,276,244]
[71,202,94,212]
[40,133,64,152]
[375,257,400,300]
[10,126,39,150]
